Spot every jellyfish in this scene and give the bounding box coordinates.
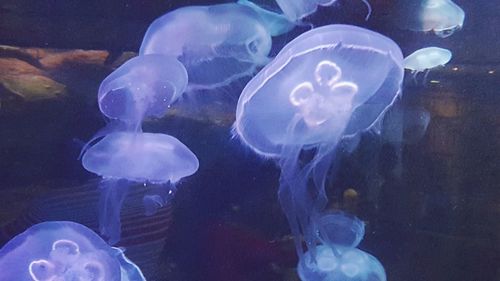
[273,0,372,22]
[402,0,465,38]
[0,221,146,281]
[404,47,452,82]
[234,24,403,256]
[98,54,188,126]
[298,212,385,281]
[139,2,293,92]
[81,131,199,244]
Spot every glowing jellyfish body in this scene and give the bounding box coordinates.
[81,132,199,244]
[298,245,386,281]
[140,2,291,91]
[404,47,452,72]
[98,54,188,124]
[234,24,403,255]
[274,0,372,22]
[0,221,145,281]
[299,213,385,281]
[411,0,465,37]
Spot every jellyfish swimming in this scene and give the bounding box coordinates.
[0,221,146,281]
[298,212,385,281]
[81,131,199,244]
[273,0,372,22]
[139,1,293,91]
[234,24,404,257]
[404,47,452,71]
[404,47,452,82]
[98,54,188,125]
[403,0,465,38]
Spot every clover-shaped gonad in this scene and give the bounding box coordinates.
[289,60,358,127]
[29,239,104,281]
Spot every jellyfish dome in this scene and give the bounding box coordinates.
[404,47,452,72]
[82,132,199,183]
[409,0,465,38]
[274,0,372,22]
[139,2,290,91]
[297,245,386,281]
[235,24,404,157]
[81,131,199,244]
[98,54,188,124]
[0,221,146,281]
[234,24,403,255]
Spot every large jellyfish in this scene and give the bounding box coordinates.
[0,221,146,281]
[234,24,403,256]
[401,0,465,38]
[98,54,188,125]
[298,213,386,281]
[81,131,199,244]
[139,1,293,91]
[273,0,372,22]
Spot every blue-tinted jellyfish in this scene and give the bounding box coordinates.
[404,47,452,83]
[274,0,372,22]
[234,24,403,255]
[298,245,386,281]
[81,131,199,244]
[404,47,452,73]
[98,54,188,125]
[404,0,465,38]
[299,213,385,281]
[0,221,145,281]
[139,2,293,91]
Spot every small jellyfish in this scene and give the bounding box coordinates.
[299,213,385,281]
[98,54,188,125]
[274,0,372,22]
[234,24,403,255]
[139,2,292,91]
[404,47,452,82]
[297,245,386,281]
[0,221,146,281]
[81,131,199,244]
[402,0,465,38]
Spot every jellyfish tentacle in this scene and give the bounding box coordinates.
[98,179,132,245]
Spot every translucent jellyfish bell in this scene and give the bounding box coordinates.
[140,2,291,91]
[82,132,198,183]
[0,221,146,281]
[404,0,465,38]
[98,54,188,124]
[81,132,199,244]
[298,245,386,281]
[275,0,372,22]
[235,24,404,157]
[234,24,403,255]
[316,211,365,249]
[404,47,452,72]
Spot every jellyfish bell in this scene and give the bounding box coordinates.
[0,221,146,281]
[316,211,365,249]
[274,0,372,22]
[82,132,199,183]
[404,47,452,72]
[98,54,188,125]
[404,47,452,83]
[234,24,403,256]
[235,24,404,157]
[401,0,464,38]
[81,131,199,244]
[298,245,386,281]
[139,2,290,92]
